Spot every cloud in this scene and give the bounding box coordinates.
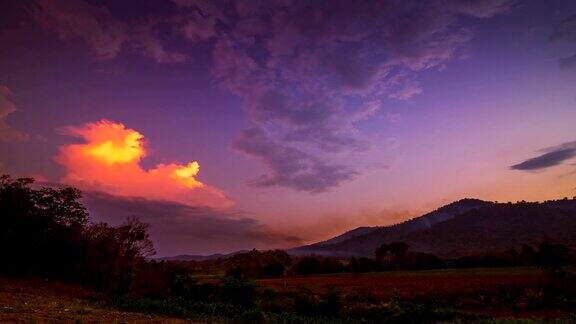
[550,15,576,42]
[232,128,357,193]
[205,0,513,192]
[33,0,128,60]
[511,141,576,171]
[388,82,423,101]
[0,85,28,142]
[550,15,576,70]
[385,113,403,124]
[32,0,191,63]
[29,0,514,191]
[448,0,514,18]
[83,191,302,256]
[56,120,231,208]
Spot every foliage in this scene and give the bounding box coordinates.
[0,175,154,294]
[224,249,292,279]
[0,175,87,277]
[534,241,569,275]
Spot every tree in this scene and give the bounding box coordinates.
[535,241,569,276]
[82,217,155,292]
[0,175,88,276]
[375,242,410,268]
[0,174,156,294]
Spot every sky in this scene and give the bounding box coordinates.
[1,0,575,256]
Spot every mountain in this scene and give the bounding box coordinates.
[313,226,380,247]
[289,198,491,256]
[289,198,576,258]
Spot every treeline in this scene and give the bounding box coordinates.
[180,240,574,279]
[0,175,198,297]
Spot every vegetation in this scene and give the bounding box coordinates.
[1,174,576,322]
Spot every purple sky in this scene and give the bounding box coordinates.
[1,0,575,256]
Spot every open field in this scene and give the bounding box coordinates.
[1,267,575,323]
[255,267,576,319]
[0,278,187,324]
[257,267,547,298]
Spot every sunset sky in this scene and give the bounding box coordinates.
[1,0,575,256]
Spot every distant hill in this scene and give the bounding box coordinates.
[157,250,248,262]
[289,198,576,258]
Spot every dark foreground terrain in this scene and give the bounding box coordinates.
[2,268,576,323]
[0,278,188,323]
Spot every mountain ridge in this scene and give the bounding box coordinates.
[289,198,576,258]
[289,198,491,256]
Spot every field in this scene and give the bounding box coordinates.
[1,267,574,322]
[257,267,547,298]
[256,267,576,319]
[0,278,186,323]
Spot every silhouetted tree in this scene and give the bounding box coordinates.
[0,175,88,277]
[223,249,292,279]
[82,217,155,293]
[535,241,569,276]
[0,175,158,294]
[375,242,410,269]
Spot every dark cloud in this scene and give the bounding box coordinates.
[511,141,576,171]
[83,191,302,256]
[550,15,576,70]
[28,0,514,191]
[31,0,209,63]
[232,128,357,193]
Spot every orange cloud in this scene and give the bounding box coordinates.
[57,120,231,208]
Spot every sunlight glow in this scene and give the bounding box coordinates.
[57,119,230,208]
[86,130,144,164]
[172,161,203,188]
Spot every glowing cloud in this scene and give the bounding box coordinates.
[57,120,231,208]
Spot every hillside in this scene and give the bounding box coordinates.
[157,250,248,262]
[289,198,576,258]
